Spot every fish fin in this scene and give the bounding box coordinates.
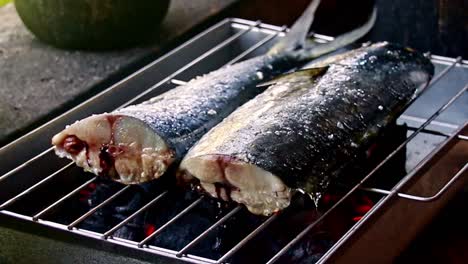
[268,0,322,55]
[295,6,377,61]
[257,66,328,88]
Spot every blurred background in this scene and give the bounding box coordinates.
[232,0,467,58]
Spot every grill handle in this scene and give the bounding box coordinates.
[361,162,467,202]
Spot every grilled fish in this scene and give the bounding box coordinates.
[178,42,434,215]
[52,0,377,184]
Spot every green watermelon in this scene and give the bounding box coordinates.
[1,0,13,7]
[14,0,170,49]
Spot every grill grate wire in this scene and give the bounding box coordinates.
[0,18,467,264]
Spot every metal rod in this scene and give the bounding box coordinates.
[176,205,242,257]
[361,163,467,202]
[138,197,204,248]
[32,176,98,221]
[359,187,392,196]
[415,84,467,128]
[428,56,462,86]
[0,162,74,210]
[118,21,262,109]
[0,147,55,183]
[400,114,460,130]
[141,244,218,264]
[102,191,169,239]
[67,185,131,230]
[170,79,188,86]
[224,25,287,66]
[266,73,466,264]
[217,213,279,263]
[458,135,468,141]
[406,125,450,138]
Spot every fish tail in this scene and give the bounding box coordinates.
[294,7,377,61]
[267,0,322,55]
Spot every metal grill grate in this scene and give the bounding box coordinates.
[0,18,467,264]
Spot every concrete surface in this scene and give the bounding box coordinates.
[0,0,236,144]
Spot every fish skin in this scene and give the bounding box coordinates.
[179,42,434,214]
[115,53,299,158]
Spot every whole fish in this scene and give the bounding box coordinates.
[52,0,376,184]
[178,42,434,215]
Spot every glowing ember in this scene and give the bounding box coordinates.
[145,224,157,237]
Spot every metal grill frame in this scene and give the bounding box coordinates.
[0,18,467,264]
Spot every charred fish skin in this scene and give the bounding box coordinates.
[179,42,434,215]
